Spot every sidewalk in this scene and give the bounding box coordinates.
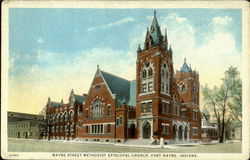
[9,138,240,149]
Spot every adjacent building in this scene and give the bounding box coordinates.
[8,111,46,139]
[201,113,218,142]
[43,90,87,140]
[44,11,202,144]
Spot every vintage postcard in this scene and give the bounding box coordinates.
[1,0,250,160]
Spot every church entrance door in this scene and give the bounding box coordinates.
[142,122,151,139]
[129,124,136,138]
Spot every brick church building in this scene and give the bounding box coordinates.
[44,11,201,144]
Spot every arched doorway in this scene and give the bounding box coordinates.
[129,124,136,138]
[142,122,151,139]
[184,126,188,140]
[178,125,183,141]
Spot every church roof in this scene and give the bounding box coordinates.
[51,101,61,107]
[100,70,136,107]
[181,58,191,73]
[74,94,87,103]
[149,10,163,45]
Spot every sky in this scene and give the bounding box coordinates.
[8,8,242,114]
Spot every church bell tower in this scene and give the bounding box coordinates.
[135,11,180,140]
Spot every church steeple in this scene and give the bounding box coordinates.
[144,10,164,50]
[149,10,163,45]
[181,58,191,73]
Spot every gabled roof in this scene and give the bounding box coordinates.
[101,70,130,98]
[100,70,135,107]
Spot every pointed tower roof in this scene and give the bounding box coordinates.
[164,29,168,45]
[181,58,191,73]
[149,10,163,45]
[137,44,142,53]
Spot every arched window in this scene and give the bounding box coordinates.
[57,114,60,122]
[69,111,74,121]
[161,62,170,94]
[142,69,147,79]
[60,113,63,122]
[141,62,154,94]
[64,112,67,121]
[92,99,103,118]
[148,67,153,77]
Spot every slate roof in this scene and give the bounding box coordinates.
[74,94,87,103]
[150,11,163,45]
[51,101,61,107]
[100,70,136,107]
[181,60,191,73]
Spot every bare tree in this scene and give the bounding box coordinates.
[202,66,242,143]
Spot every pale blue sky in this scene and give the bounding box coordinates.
[9,8,242,114]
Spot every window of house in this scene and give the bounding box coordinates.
[142,69,147,79]
[142,83,147,93]
[86,126,89,133]
[141,103,146,113]
[148,102,152,112]
[119,117,123,125]
[61,113,63,122]
[148,67,153,77]
[95,85,100,89]
[193,128,198,136]
[162,101,170,114]
[161,63,170,94]
[162,124,169,135]
[92,99,103,118]
[70,111,74,121]
[141,62,154,94]
[107,124,111,133]
[70,123,74,131]
[148,82,153,92]
[116,118,119,126]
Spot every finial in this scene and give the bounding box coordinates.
[137,44,142,53]
[61,99,63,103]
[97,64,99,69]
[184,58,186,63]
[154,10,156,17]
[48,97,51,101]
[71,88,74,93]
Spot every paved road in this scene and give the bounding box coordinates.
[8,138,241,153]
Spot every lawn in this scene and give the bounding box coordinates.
[8,138,242,153]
